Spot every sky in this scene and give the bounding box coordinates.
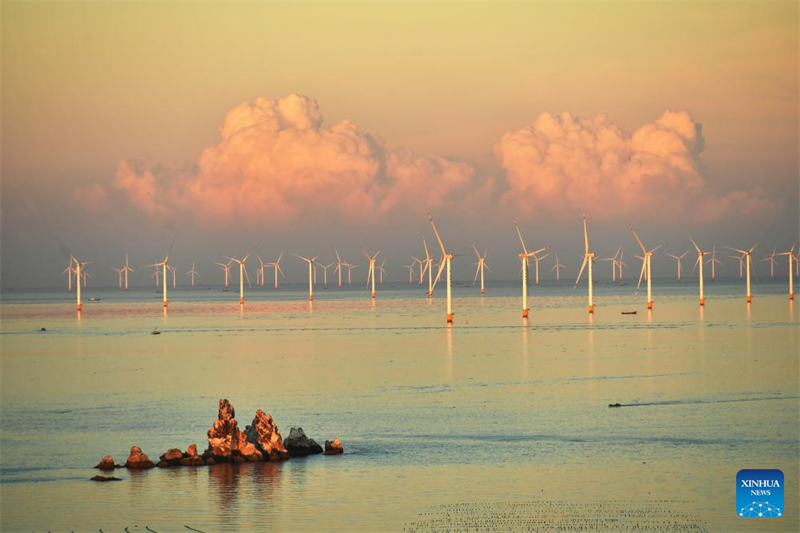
[1,1,798,288]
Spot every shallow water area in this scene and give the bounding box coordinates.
[1,279,798,531]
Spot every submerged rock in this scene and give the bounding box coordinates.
[94,455,117,470]
[125,446,155,469]
[244,409,290,461]
[205,399,261,462]
[284,427,323,458]
[91,475,121,482]
[324,438,344,455]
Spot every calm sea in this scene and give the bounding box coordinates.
[1,278,798,532]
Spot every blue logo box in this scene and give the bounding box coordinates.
[737,469,784,517]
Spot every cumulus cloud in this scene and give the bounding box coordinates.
[110,94,477,226]
[494,110,779,223]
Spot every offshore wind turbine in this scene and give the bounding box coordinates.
[404,262,415,283]
[62,262,76,292]
[344,262,357,284]
[151,267,161,288]
[377,259,387,284]
[707,245,723,281]
[631,225,662,310]
[411,256,423,285]
[69,254,90,311]
[334,249,344,288]
[599,247,621,282]
[186,262,199,287]
[266,251,285,289]
[362,248,381,299]
[320,263,334,286]
[429,213,455,323]
[551,254,567,282]
[724,243,758,303]
[216,260,233,290]
[762,248,777,279]
[689,235,708,306]
[515,220,546,318]
[575,212,596,313]
[256,254,267,287]
[294,251,321,301]
[114,252,134,291]
[422,237,434,296]
[531,251,549,285]
[112,267,123,289]
[472,244,490,294]
[666,250,690,281]
[777,243,796,300]
[225,243,259,304]
[144,238,176,308]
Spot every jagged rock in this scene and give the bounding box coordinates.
[205,399,261,462]
[244,409,290,461]
[324,438,344,455]
[94,455,117,470]
[284,427,324,458]
[125,446,155,469]
[91,475,121,482]
[185,444,199,457]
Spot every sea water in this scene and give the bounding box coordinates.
[0,278,798,531]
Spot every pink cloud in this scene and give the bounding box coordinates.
[73,183,110,214]
[495,110,779,223]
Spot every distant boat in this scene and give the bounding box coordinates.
[89,297,101,302]
[151,327,161,335]
[621,310,637,315]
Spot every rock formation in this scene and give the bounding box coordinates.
[244,409,290,461]
[204,399,262,462]
[284,427,323,457]
[324,438,344,455]
[125,446,155,469]
[94,455,117,470]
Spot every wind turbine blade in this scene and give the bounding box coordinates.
[244,266,252,288]
[428,213,447,255]
[723,246,747,254]
[484,263,491,273]
[630,225,646,253]
[575,256,588,286]
[472,244,480,258]
[636,258,646,294]
[582,212,589,254]
[474,264,480,283]
[514,221,529,254]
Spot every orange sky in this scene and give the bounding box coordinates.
[1,1,797,287]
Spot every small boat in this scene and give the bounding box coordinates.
[151,328,161,335]
[89,297,101,302]
[608,403,622,408]
[621,310,637,315]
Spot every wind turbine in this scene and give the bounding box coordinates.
[186,262,199,287]
[731,254,745,279]
[599,247,621,282]
[429,213,455,323]
[266,251,285,290]
[551,254,567,282]
[724,243,758,303]
[404,262,415,283]
[362,248,380,299]
[377,259,387,284]
[422,237,434,296]
[515,220,546,318]
[689,235,708,306]
[762,248,777,279]
[62,262,76,292]
[666,250,690,281]
[151,268,161,289]
[334,249,344,288]
[531,251,549,285]
[112,267,123,289]
[631,225,662,310]
[69,254,90,311]
[215,260,233,290]
[617,250,628,280]
[575,213,596,313]
[706,245,723,281]
[144,237,176,308]
[472,244,490,294]
[225,242,259,305]
[344,262,357,284]
[112,252,134,291]
[256,254,268,287]
[776,243,796,300]
[411,256,423,285]
[320,263,334,286]
[294,251,321,301]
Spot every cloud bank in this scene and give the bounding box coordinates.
[82,94,780,227]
